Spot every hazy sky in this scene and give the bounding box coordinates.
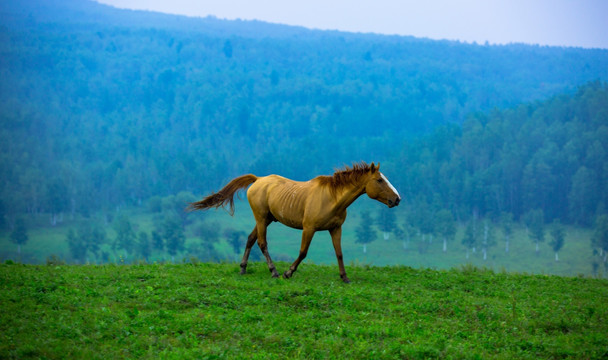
[96,0,608,49]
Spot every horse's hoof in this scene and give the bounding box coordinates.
[341,276,351,284]
[240,269,247,275]
[283,271,292,279]
[271,271,280,278]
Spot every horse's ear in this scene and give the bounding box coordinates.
[370,162,378,173]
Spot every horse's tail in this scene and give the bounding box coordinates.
[186,174,258,215]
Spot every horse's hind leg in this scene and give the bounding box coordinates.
[255,218,280,278]
[239,226,258,275]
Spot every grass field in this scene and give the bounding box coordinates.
[1,262,607,359]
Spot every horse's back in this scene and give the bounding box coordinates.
[248,174,289,197]
[247,175,315,228]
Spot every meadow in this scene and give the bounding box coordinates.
[1,261,607,359]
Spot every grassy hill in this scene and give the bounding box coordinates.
[1,262,607,359]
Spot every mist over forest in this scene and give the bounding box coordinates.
[1,0,608,271]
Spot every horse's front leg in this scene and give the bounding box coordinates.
[283,228,315,279]
[330,226,350,283]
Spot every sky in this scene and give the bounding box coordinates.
[96,0,608,49]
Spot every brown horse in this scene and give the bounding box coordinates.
[187,162,400,283]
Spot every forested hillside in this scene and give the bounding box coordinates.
[398,82,608,225]
[1,0,607,229]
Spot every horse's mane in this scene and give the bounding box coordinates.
[317,162,372,196]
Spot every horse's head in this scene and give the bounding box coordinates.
[365,163,401,208]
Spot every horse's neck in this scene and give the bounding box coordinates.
[333,178,367,212]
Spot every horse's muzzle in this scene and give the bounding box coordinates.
[388,197,401,208]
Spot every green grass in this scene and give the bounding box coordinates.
[0,200,600,277]
[1,262,607,359]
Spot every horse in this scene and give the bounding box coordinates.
[187,162,400,283]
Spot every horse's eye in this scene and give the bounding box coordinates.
[377,178,383,183]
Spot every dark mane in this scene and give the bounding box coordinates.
[317,162,371,195]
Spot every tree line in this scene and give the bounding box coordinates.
[51,191,255,264]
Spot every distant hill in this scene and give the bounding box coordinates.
[1,0,315,38]
[1,0,607,220]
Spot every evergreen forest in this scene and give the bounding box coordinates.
[1,0,608,269]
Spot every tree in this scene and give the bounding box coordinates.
[481,219,496,261]
[189,220,221,261]
[67,223,106,264]
[356,211,376,254]
[188,220,222,261]
[408,198,434,252]
[113,215,136,257]
[67,229,86,263]
[524,209,545,255]
[399,223,414,251]
[393,225,405,246]
[147,196,163,213]
[592,214,608,263]
[522,155,555,218]
[462,217,478,259]
[549,220,565,261]
[500,212,514,253]
[83,222,106,262]
[10,218,29,256]
[152,230,164,251]
[568,167,598,226]
[377,207,396,240]
[436,209,456,252]
[137,231,151,260]
[161,192,196,226]
[161,217,186,262]
[224,228,246,255]
[46,180,68,227]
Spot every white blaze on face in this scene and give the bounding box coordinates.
[380,173,400,199]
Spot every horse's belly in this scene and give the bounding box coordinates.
[270,209,304,230]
